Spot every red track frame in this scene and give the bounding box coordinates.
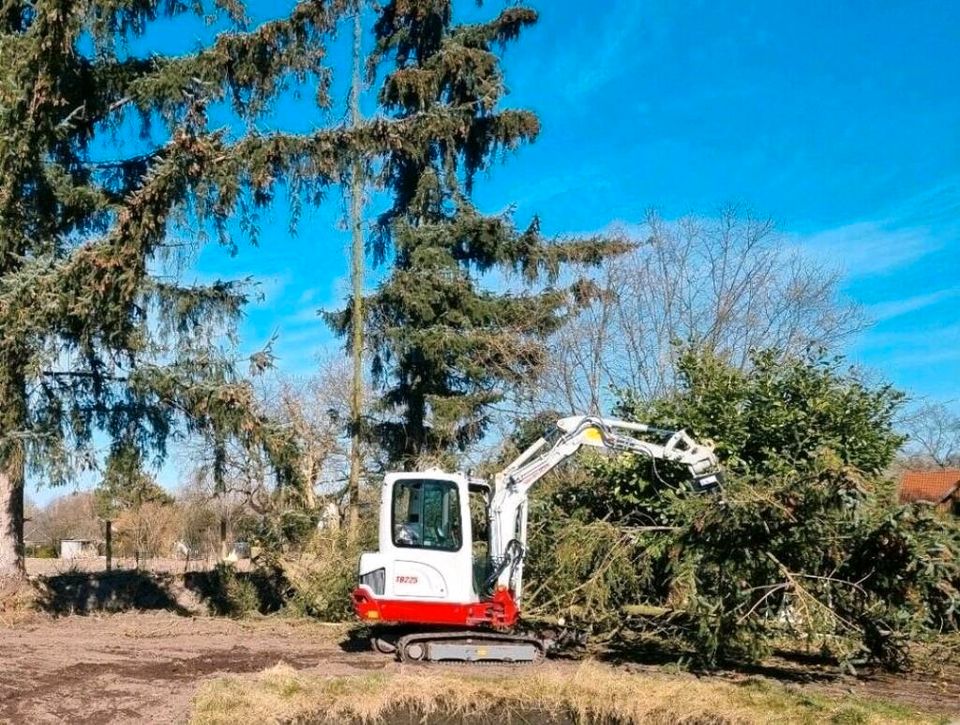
[352,586,520,629]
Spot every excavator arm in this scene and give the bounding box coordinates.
[488,415,722,601]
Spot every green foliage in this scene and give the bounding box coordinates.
[327,1,628,467]
[199,563,262,618]
[0,1,391,575]
[846,504,960,635]
[94,445,172,519]
[28,544,58,559]
[660,468,960,669]
[615,348,907,477]
[247,502,320,554]
[280,527,376,621]
[531,347,959,670]
[523,504,649,630]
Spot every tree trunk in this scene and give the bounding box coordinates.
[301,451,318,509]
[0,363,27,584]
[219,517,227,561]
[346,5,365,542]
[104,520,112,572]
[0,455,25,581]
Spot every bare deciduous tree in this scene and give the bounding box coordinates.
[539,207,864,413]
[183,356,380,535]
[115,501,180,564]
[901,402,960,468]
[32,493,100,552]
[272,360,354,507]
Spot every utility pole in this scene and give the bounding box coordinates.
[346,3,364,541]
[104,520,112,572]
[213,436,228,561]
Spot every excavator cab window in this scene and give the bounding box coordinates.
[392,479,462,551]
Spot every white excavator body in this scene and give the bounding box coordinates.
[352,415,722,662]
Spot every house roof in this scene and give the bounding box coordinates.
[899,469,960,504]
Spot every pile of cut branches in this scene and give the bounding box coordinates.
[524,348,960,670]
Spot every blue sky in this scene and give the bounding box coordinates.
[29,1,960,502]
[215,0,958,394]
[516,0,960,402]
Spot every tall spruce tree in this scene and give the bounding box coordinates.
[328,2,627,467]
[0,0,378,583]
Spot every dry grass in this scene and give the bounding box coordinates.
[24,557,251,576]
[0,577,41,626]
[191,661,946,725]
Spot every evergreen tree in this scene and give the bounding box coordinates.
[0,1,369,582]
[94,444,172,522]
[328,1,627,467]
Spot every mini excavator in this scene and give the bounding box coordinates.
[352,415,722,663]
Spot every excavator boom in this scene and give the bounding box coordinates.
[489,415,721,601]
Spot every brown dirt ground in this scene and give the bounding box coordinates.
[1,612,958,725]
[0,613,376,724]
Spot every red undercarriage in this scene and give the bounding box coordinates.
[352,586,520,630]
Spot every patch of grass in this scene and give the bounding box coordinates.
[191,661,947,725]
[731,678,937,724]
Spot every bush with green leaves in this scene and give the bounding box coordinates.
[528,347,959,670]
[200,564,261,618]
[278,522,378,621]
[615,347,906,478]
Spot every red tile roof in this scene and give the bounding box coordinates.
[899,469,960,504]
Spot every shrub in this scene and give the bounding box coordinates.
[199,564,261,617]
[273,520,377,621]
[528,347,959,670]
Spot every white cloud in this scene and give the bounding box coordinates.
[887,346,960,369]
[867,288,960,323]
[791,177,960,279]
[547,1,646,102]
[794,221,942,278]
[298,287,318,304]
[858,320,960,352]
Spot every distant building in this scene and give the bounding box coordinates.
[899,469,960,513]
[24,520,51,557]
[59,539,98,560]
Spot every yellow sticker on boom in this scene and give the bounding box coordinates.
[584,427,603,444]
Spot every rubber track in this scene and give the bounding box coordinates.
[395,631,546,666]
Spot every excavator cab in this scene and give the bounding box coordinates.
[467,480,493,594]
[355,471,481,617]
[392,477,462,550]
